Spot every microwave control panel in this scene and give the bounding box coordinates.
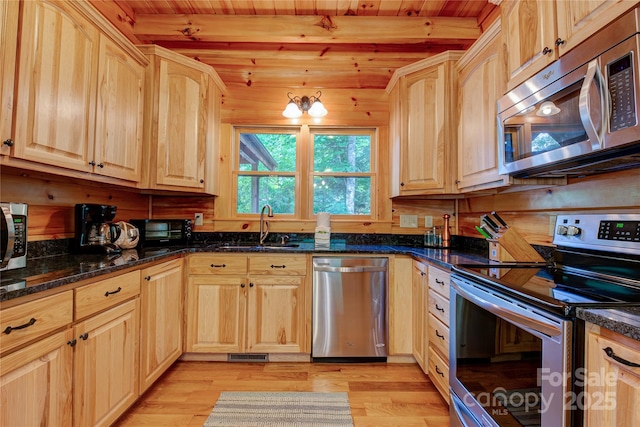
[608,53,637,131]
[11,215,27,256]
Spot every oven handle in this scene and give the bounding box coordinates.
[451,279,562,337]
[450,391,480,427]
[1,205,15,269]
[579,59,609,150]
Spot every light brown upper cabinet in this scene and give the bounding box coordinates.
[138,45,225,194]
[0,0,18,157]
[9,0,147,183]
[502,0,638,91]
[456,21,506,192]
[387,51,462,197]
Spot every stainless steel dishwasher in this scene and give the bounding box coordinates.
[312,257,388,361]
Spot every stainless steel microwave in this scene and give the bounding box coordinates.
[129,219,192,247]
[497,6,640,178]
[1,202,28,271]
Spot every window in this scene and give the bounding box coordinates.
[233,126,376,219]
[235,129,298,215]
[311,130,374,215]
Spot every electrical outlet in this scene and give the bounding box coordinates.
[194,213,204,226]
[400,214,418,228]
[424,216,433,228]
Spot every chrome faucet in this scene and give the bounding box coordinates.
[259,204,273,245]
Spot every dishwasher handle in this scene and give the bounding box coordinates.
[313,265,387,273]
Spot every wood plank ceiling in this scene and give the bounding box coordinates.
[92,1,499,91]
[94,0,496,89]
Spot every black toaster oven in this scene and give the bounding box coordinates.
[129,219,192,247]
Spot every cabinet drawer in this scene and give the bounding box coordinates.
[1,291,73,354]
[75,271,140,320]
[428,266,450,298]
[428,313,449,362]
[188,254,247,275]
[428,345,450,404]
[428,289,450,327]
[249,255,307,275]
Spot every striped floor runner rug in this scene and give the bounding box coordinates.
[203,391,354,426]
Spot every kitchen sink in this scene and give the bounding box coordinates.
[218,243,300,250]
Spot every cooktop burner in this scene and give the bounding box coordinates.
[454,264,640,311]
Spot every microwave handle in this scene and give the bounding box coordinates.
[1,205,16,268]
[579,59,610,150]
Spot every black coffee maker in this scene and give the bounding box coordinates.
[74,204,122,254]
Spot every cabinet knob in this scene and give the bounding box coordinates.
[97,163,104,168]
[68,339,77,347]
[249,282,254,287]
[89,160,96,166]
[555,38,566,47]
[200,179,204,184]
[144,275,151,281]
[400,182,405,187]
[3,139,14,147]
[542,46,553,55]
[241,283,246,288]
[79,332,89,340]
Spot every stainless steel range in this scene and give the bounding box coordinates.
[449,213,640,427]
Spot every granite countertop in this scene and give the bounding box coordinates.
[0,242,489,303]
[576,307,640,341]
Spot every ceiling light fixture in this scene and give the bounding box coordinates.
[536,101,561,116]
[282,91,328,118]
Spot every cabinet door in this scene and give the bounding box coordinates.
[246,275,306,353]
[140,259,183,392]
[186,275,246,353]
[0,329,74,427]
[585,323,640,427]
[389,256,413,355]
[13,0,98,171]
[155,59,207,188]
[401,65,445,192]
[73,299,139,427]
[94,35,144,182]
[457,25,507,191]
[502,0,557,90]
[412,261,428,373]
[555,0,638,56]
[0,0,18,155]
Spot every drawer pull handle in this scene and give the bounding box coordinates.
[68,339,77,347]
[3,317,36,334]
[105,287,122,297]
[603,347,640,367]
[420,272,425,276]
[211,264,226,268]
[435,365,445,377]
[270,265,286,269]
[144,276,151,281]
[435,303,445,313]
[435,278,445,286]
[435,330,445,340]
[79,333,89,340]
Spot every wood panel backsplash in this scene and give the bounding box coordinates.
[2,165,638,245]
[1,168,149,241]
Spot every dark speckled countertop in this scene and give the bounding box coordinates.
[0,242,490,303]
[3,241,639,343]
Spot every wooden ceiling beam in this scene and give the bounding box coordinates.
[132,14,481,44]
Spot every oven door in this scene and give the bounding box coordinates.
[450,275,572,427]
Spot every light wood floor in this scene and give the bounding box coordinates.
[114,361,450,427]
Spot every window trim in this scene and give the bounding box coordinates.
[231,125,378,221]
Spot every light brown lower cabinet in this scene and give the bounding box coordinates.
[412,260,428,371]
[584,322,640,426]
[139,258,184,392]
[0,328,74,427]
[73,298,140,427]
[186,254,307,354]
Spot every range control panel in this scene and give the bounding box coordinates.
[553,214,640,255]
